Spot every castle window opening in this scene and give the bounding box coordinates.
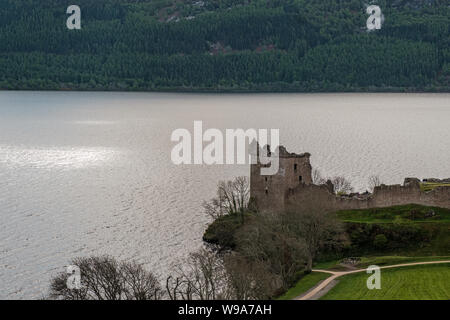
[299,175,302,182]
[294,164,298,172]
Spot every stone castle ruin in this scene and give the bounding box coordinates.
[250,146,450,213]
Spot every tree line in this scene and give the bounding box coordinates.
[0,0,448,91]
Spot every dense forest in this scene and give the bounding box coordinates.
[0,0,448,92]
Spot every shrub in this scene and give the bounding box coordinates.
[373,234,388,249]
[203,213,247,249]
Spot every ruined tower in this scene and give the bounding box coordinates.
[250,146,312,213]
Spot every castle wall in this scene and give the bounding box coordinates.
[251,146,450,213]
[283,181,450,213]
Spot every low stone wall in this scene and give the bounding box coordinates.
[283,179,450,213]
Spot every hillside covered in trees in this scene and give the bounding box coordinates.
[0,0,449,92]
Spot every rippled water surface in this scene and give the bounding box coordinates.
[0,91,449,299]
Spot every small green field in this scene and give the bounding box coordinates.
[334,204,450,256]
[336,204,450,223]
[355,256,450,268]
[315,255,450,270]
[277,272,330,300]
[321,263,450,300]
[420,182,450,192]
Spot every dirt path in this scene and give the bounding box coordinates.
[296,260,450,300]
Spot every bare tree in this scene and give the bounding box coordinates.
[48,256,162,300]
[203,176,250,223]
[165,275,193,300]
[168,248,231,300]
[202,197,227,221]
[312,168,326,185]
[224,253,277,300]
[284,209,345,272]
[167,248,278,300]
[331,176,354,194]
[235,212,306,291]
[121,261,162,300]
[368,175,382,192]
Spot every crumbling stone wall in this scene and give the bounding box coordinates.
[283,179,450,213]
[251,146,450,213]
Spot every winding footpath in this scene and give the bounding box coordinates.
[296,260,450,300]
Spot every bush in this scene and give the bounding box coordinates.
[203,213,248,249]
[343,221,431,255]
[373,234,388,249]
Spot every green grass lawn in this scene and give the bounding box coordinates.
[420,182,450,192]
[321,263,450,300]
[335,204,450,256]
[355,255,450,268]
[277,272,330,300]
[314,259,342,270]
[315,255,450,270]
[336,204,450,223]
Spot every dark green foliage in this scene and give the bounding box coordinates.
[1,0,448,91]
[341,204,450,256]
[337,204,450,223]
[203,212,245,250]
[373,234,388,249]
[205,204,450,259]
[330,221,431,254]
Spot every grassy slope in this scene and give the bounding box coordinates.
[336,204,450,256]
[336,204,450,223]
[277,272,330,300]
[315,255,450,271]
[310,206,450,300]
[420,182,450,192]
[321,263,450,300]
